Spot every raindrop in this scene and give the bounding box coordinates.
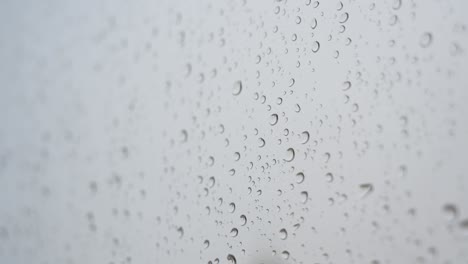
[296,172,305,184]
[232,81,242,95]
[442,203,458,221]
[325,172,334,183]
[392,0,402,10]
[359,183,374,197]
[258,138,266,147]
[208,176,215,188]
[300,191,308,204]
[279,228,288,240]
[177,227,184,238]
[301,131,310,144]
[203,240,210,249]
[339,12,349,23]
[270,114,279,126]
[284,148,295,162]
[419,32,433,48]
[180,129,188,142]
[234,152,241,161]
[281,251,290,260]
[227,254,237,264]
[240,215,247,226]
[295,16,302,24]
[311,18,318,29]
[228,202,236,213]
[289,78,296,87]
[342,81,352,91]
[312,41,320,52]
[230,228,239,237]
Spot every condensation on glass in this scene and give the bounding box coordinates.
[0,0,468,263]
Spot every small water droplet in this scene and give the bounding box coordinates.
[240,215,247,226]
[312,41,320,52]
[232,81,242,95]
[325,172,334,183]
[228,202,236,213]
[279,228,288,240]
[230,228,239,237]
[442,203,458,221]
[296,172,305,184]
[270,114,279,126]
[284,148,295,162]
[227,254,237,264]
[419,32,433,48]
[203,239,210,249]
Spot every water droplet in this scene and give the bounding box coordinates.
[279,228,288,240]
[203,239,210,249]
[208,176,215,188]
[180,129,188,142]
[296,172,305,184]
[228,202,236,213]
[339,12,349,23]
[281,251,290,260]
[230,228,239,237]
[419,32,433,48]
[284,148,295,162]
[234,152,241,161]
[311,18,318,29]
[177,227,184,238]
[442,203,458,221]
[359,183,374,198]
[342,81,351,91]
[301,131,310,144]
[325,172,334,183]
[295,16,302,24]
[227,254,237,264]
[392,0,402,10]
[240,215,247,226]
[258,138,266,148]
[312,41,320,52]
[300,191,308,204]
[270,114,279,126]
[232,81,242,95]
